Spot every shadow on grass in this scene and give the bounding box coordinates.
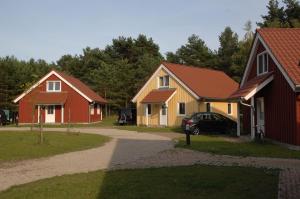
[94,137,278,199]
[0,134,279,199]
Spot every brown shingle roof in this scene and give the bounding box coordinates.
[34,92,68,104]
[55,71,107,103]
[141,89,176,103]
[230,72,273,99]
[257,28,300,85]
[162,62,239,99]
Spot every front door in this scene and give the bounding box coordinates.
[45,105,55,123]
[256,98,265,133]
[159,105,167,126]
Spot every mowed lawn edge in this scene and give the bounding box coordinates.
[0,131,110,162]
[0,165,279,199]
[176,135,300,159]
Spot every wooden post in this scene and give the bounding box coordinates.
[237,102,241,137]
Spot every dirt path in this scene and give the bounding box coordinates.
[0,127,299,198]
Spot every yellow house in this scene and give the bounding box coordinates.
[132,62,239,127]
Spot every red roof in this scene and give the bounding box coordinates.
[56,71,107,103]
[230,72,273,99]
[257,28,300,85]
[34,92,68,104]
[141,89,176,103]
[162,62,239,99]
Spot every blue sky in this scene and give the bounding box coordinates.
[0,0,269,62]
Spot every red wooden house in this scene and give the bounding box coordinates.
[231,28,300,146]
[13,70,107,124]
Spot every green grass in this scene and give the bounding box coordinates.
[176,135,300,159]
[0,131,110,162]
[13,116,183,133]
[0,165,278,199]
[14,116,118,128]
[116,125,183,133]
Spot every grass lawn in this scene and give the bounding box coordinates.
[0,165,278,199]
[12,116,184,133]
[176,135,300,159]
[0,131,110,162]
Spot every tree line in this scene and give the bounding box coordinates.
[0,0,299,112]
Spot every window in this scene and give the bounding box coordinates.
[257,52,268,75]
[147,104,151,115]
[227,103,232,115]
[47,105,54,114]
[97,104,100,115]
[90,105,94,115]
[47,81,61,92]
[206,103,211,112]
[159,75,169,88]
[178,102,186,115]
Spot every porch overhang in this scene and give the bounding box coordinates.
[34,92,68,105]
[140,89,176,104]
[230,72,274,101]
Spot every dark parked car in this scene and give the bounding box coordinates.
[0,109,8,126]
[181,112,236,134]
[117,108,136,125]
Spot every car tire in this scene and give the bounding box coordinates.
[192,127,201,135]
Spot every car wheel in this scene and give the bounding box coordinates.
[192,127,201,135]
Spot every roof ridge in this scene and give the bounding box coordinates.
[161,61,227,74]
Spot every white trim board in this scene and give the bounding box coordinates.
[13,70,93,103]
[243,75,274,101]
[131,64,199,103]
[240,32,296,91]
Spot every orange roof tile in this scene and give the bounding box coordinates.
[34,92,68,104]
[141,89,176,103]
[56,71,107,103]
[230,72,273,99]
[162,62,239,99]
[257,28,300,85]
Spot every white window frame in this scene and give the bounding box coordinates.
[90,105,94,115]
[227,103,232,115]
[257,51,269,76]
[46,81,61,92]
[97,104,100,115]
[177,102,186,116]
[158,75,169,88]
[147,104,152,115]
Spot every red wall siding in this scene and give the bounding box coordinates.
[246,43,267,81]
[296,95,300,145]
[18,74,90,123]
[243,40,298,145]
[55,105,61,123]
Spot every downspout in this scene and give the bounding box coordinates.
[239,97,256,140]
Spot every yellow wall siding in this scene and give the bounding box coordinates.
[135,66,238,126]
[199,101,237,121]
[136,68,198,126]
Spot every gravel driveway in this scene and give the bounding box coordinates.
[0,127,299,198]
[0,127,173,191]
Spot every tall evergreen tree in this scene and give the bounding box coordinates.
[166,34,217,68]
[257,0,300,28]
[217,27,239,75]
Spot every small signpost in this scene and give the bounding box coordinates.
[185,124,191,145]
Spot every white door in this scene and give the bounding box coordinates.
[160,105,167,126]
[45,105,55,123]
[256,98,265,133]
